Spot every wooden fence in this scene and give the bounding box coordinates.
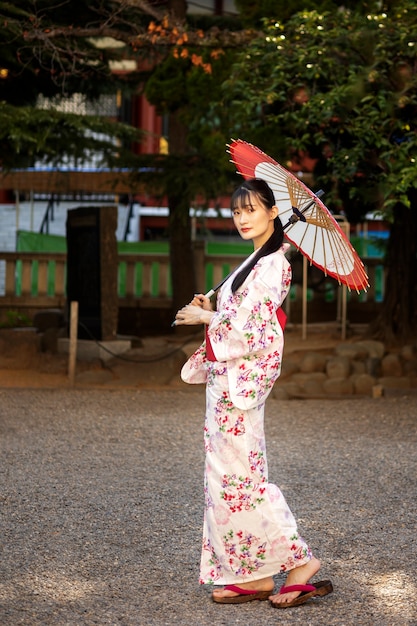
[0,249,384,325]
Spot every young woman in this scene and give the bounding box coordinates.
[174,178,333,609]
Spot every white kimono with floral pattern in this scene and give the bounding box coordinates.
[181,245,313,585]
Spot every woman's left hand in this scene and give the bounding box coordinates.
[174,304,212,326]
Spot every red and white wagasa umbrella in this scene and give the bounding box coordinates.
[228,138,369,292]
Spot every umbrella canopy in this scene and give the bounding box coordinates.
[228,139,369,292]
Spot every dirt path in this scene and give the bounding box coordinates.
[0,323,362,389]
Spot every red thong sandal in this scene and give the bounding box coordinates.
[271,579,334,609]
[212,584,272,604]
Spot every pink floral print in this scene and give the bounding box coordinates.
[181,246,313,585]
[200,371,312,584]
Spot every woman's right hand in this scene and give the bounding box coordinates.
[190,293,212,311]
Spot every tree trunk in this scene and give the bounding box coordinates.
[168,0,187,19]
[167,112,197,319]
[370,194,417,345]
[166,0,198,326]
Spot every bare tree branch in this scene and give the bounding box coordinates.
[23,24,258,50]
[114,0,166,22]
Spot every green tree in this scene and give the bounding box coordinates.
[6,0,413,336]
[234,0,382,26]
[0,0,245,314]
[0,1,144,167]
[139,0,241,312]
[221,4,417,344]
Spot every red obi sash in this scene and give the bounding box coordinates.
[205,307,287,362]
[276,306,287,331]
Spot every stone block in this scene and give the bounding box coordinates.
[403,359,417,376]
[303,378,325,396]
[352,373,376,395]
[280,359,300,379]
[271,386,290,400]
[274,381,303,398]
[299,351,328,373]
[326,356,351,379]
[378,376,411,389]
[291,372,327,389]
[351,360,366,375]
[400,345,417,361]
[365,357,382,377]
[381,353,403,377]
[335,343,368,360]
[0,328,40,367]
[355,340,385,359]
[40,327,65,353]
[33,309,65,332]
[323,377,355,395]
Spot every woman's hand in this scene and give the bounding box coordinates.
[174,295,214,326]
[190,293,212,311]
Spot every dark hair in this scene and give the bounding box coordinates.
[230,178,284,293]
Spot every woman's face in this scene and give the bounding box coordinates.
[232,191,278,249]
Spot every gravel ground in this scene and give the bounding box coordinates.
[1,388,416,626]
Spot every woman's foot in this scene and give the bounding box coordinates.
[269,557,321,607]
[212,576,275,602]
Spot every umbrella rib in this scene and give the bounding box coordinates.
[328,215,367,290]
[325,216,356,285]
[317,203,344,280]
[292,187,369,290]
[314,208,344,284]
[317,209,334,281]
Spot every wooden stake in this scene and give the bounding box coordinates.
[68,301,78,386]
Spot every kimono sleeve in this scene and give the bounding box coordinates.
[207,251,291,363]
[180,341,208,384]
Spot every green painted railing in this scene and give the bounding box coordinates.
[0,250,384,312]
